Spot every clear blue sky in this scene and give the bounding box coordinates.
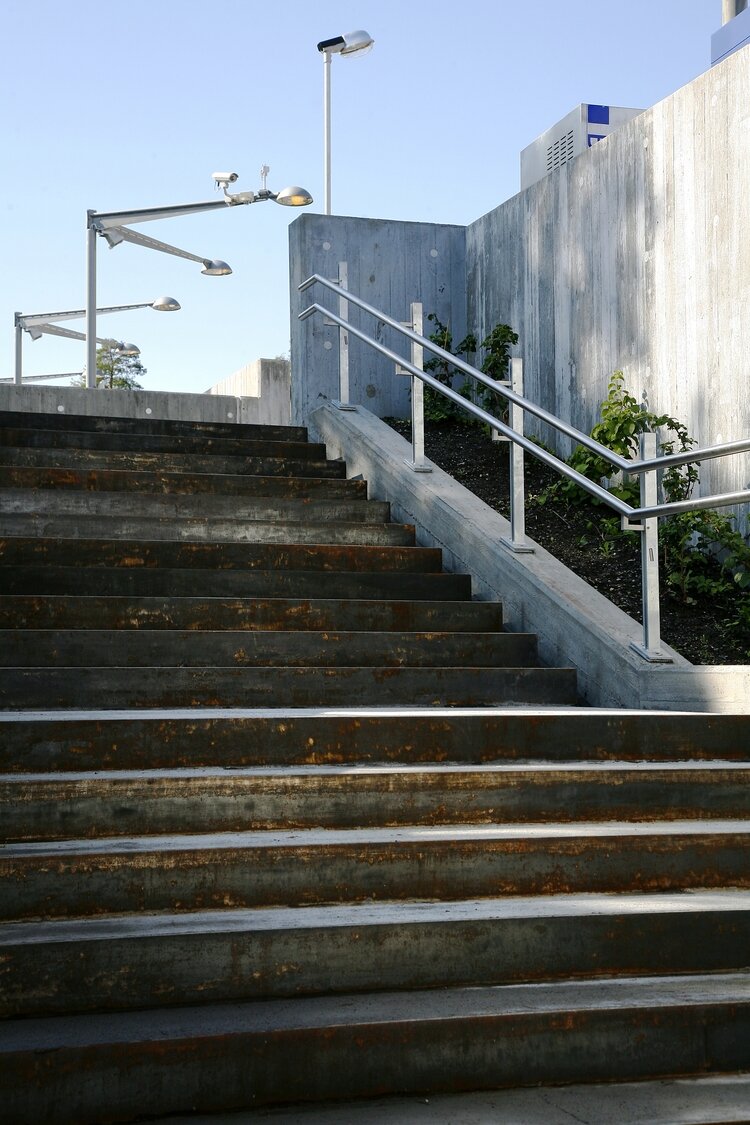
[1,0,720,394]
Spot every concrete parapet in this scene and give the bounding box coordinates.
[313,402,750,713]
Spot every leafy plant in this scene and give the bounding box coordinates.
[422,314,518,425]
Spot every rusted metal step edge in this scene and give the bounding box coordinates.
[3,761,750,841]
[0,630,537,669]
[2,894,750,1018]
[2,709,747,772]
[0,974,748,1123]
[0,567,469,601]
[0,537,442,571]
[0,446,349,478]
[0,426,327,459]
[0,595,498,632]
[0,665,579,711]
[0,409,308,443]
[0,515,415,546]
[0,465,366,499]
[0,489,390,524]
[2,820,748,920]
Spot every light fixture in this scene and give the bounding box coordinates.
[85,169,312,387]
[13,299,180,386]
[317,30,374,214]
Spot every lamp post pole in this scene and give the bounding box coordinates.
[323,51,332,215]
[86,212,98,389]
[14,318,23,385]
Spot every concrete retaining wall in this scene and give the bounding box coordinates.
[314,402,750,713]
[290,214,466,430]
[205,358,291,425]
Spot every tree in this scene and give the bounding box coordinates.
[72,343,145,389]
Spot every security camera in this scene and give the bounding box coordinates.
[212,171,239,186]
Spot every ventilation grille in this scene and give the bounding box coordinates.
[546,130,575,172]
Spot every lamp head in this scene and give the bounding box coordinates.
[318,29,374,56]
[113,341,140,356]
[201,260,232,276]
[274,186,314,207]
[150,296,181,312]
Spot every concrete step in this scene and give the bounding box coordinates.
[3,710,747,772]
[144,1074,750,1125]
[0,513,414,545]
[0,595,499,632]
[0,487,390,523]
[0,629,534,670]
[1,974,748,1123]
[4,763,750,842]
[0,536,431,571]
[0,408,308,444]
[2,893,750,1018]
[0,444,349,479]
[0,464,367,499]
[0,424,327,460]
[0,665,578,710]
[2,821,747,920]
[0,564,472,600]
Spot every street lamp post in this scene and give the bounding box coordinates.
[14,299,180,386]
[85,171,312,388]
[317,31,374,215]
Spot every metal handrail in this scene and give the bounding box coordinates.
[299,271,750,661]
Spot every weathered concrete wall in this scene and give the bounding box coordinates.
[205,358,291,425]
[0,383,276,425]
[289,214,466,431]
[466,46,750,508]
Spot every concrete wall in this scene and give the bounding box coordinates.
[466,46,750,508]
[205,358,291,425]
[0,383,278,426]
[289,214,466,431]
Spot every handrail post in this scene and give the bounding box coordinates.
[504,358,533,553]
[403,302,431,473]
[630,431,672,662]
[329,261,355,411]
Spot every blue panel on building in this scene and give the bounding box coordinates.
[587,104,610,125]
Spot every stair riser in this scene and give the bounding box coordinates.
[2,1002,747,1124]
[3,713,746,772]
[0,515,414,546]
[0,410,308,443]
[4,772,750,841]
[0,666,578,710]
[4,910,750,1018]
[0,490,389,523]
[4,835,748,920]
[0,426,326,459]
[0,538,438,572]
[0,466,364,499]
[0,567,470,601]
[0,631,533,670]
[0,446,348,478]
[0,596,499,632]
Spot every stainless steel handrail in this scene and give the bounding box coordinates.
[299,271,750,660]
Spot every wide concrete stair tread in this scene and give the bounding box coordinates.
[3,894,750,1017]
[0,486,390,522]
[0,464,366,498]
[145,1075,750,1125]
[1,975,748,1124]
[4,819,749,921]
[0,595,501,631]
[1,535,436,569]
[1,665,579,709]
[0,628,537,667]
[2,709,748,770]
[0,408,308,443]
[0,444,349,478]
[0,423,327,459]
[4,762,750,839]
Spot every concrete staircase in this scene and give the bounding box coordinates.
[0,407,748,1123]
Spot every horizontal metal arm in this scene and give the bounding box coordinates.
[98,224,207,265]
[92,199,228,228]
[18,303,153,330]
